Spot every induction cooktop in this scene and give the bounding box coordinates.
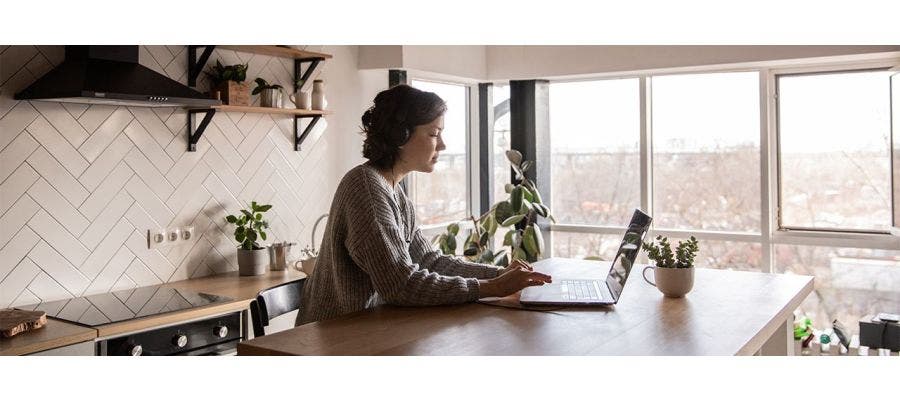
[17,286,233,327]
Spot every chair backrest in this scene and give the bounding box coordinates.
[250,279,305,337]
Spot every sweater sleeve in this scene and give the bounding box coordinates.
[409,227,504,279]
[343,173,481,306]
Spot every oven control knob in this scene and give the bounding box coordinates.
[130,344,143,356]
[214,326,228,338]
[173,334,188,348]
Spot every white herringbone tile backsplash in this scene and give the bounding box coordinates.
[0,45,342,308]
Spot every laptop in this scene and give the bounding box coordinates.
[520,209,652,306]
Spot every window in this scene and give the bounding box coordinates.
[550,78,641,226]
[651,72,761,232]
[777,69,894,232]
[409,80,469,226]
[492,84,511,205]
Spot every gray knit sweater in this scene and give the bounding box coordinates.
[296,163,504,325]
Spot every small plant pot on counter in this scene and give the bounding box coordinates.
[237,247,269,276]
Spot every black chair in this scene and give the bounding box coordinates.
[249,279,305,337]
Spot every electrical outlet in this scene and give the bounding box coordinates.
[181,226,195,241]
[167,228,181,243]
[147,229,166,249]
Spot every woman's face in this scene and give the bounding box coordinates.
[397,115,446,173]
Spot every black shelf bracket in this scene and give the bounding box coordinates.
[294,115,321,151]
[187,109,216,152]
[293,57,325,93]
[187,45,216,87]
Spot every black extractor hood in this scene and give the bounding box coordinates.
[15,46,221,108]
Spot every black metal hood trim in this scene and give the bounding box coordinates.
[14,46,220,108]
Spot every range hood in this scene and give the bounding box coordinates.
[14,46,221,108]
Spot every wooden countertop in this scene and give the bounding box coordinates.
[96,269,305,337]
[238,258,813,356]
[1,269,305,354]
[0,319,96,356]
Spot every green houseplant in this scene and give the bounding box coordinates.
[252,77,284,108]
[206,60,250,106]
[225,201,272,276]
[641,235,700,297]
[433,150,556,267]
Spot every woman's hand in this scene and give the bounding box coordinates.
[479,262,551,298]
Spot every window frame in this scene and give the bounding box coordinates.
[536,55,900,274]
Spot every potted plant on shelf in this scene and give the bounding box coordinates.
[252,77,283,108]
[205,60,250,106]
[225,201,272,276]
[433,150,556,266]
[641,235,700,298]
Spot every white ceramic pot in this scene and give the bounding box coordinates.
[259,88,282,108]
[311,80,327,110]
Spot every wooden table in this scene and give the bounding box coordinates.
[237,258,813,356]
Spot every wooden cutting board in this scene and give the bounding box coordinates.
[0,309,47,338]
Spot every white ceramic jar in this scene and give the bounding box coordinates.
[311,79,327,110]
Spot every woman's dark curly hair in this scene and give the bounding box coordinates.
[361,84,446,169]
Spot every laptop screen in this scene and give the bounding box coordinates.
[606,209,653,300]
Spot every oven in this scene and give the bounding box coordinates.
[97,312,242,356]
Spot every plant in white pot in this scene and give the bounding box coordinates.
[641,235,700,298]
[252,77,283,108]
[225,201,272,276]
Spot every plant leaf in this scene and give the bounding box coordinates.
[255,213,262,220]
[501,214,525,227]
[503,230,514,246]
[505,150,523,166]
[257,204,272,212]
[510,186,523,213]
[446,234,456,254]
[448,222,459,236]
[494,201,514,224]
[225,215,237,224]
[259,231,267,241]
[504,183,515,193]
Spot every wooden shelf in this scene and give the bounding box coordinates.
[197,105,331,116]
[216,45,332,60]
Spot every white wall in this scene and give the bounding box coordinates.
[0,45,368,309]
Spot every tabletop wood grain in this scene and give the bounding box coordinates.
[237,258,813,356]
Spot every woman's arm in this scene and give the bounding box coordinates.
[343,175,482,306]
[408,227,505,279]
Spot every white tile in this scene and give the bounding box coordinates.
[31,101,90,148]
[79,161,133,220]
[27,209,90,266]
[212,111,245,148]
[168,186,211,229]
[238,160,275,203]
[84,246,134,295]
[0,102,39,153]
[27,272,72,302]
[203,147,244,195]
[203,123,244,171]
[0,257,40,307]
[34,45,64,66]
[166,161,210,213]
[268,150,306,200]
[79,190,133,250]
[203,173,241,216]
[124,258,162,287]
[124,147,174,199]
[168,237,213,282]
[79,218,134,280]
[27,178,89,236]
[138,46,166,75]
[124,230,174,282]
[165,137,208,186]
[238,114,275,156]
[143,46,174,69]
[26,147,89,206]
[0,131,38,183]
[0,195,39,245]
[164,121,196,161]
[26,115,88,176]
[61,103,89,120]
[124,202,161,231]
[153,107,176,123]
[236,136,274,183]
[267,171,303,219]
[203,197,232,233]
[123,119,173,173]
[78,107,132,162]
[124,175,174,227]
[164,205,213,265]
[11,289,42,309]
[0,226,39,283]
[77,133,133,191]
[28,241,90,297]
[129,107,175,149]
[55,297,91,322]
[0,164,39,216]
[0,46,37,85]
[110,274,137,292]
[77,105,117,135]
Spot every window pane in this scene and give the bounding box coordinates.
[550,79,641,226]
[681,238,762,271]
[411,80,468,225]
[651,72,761,232]
[775,244,900,334]
[778,70,893,231]
[552,231,623,261]
[492,84,511,205]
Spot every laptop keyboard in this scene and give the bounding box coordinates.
[559,280,602,300]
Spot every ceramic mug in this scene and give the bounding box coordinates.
[289,91,311,110]
[642,266,694,298]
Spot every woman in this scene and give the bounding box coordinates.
[296,84,552,325]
